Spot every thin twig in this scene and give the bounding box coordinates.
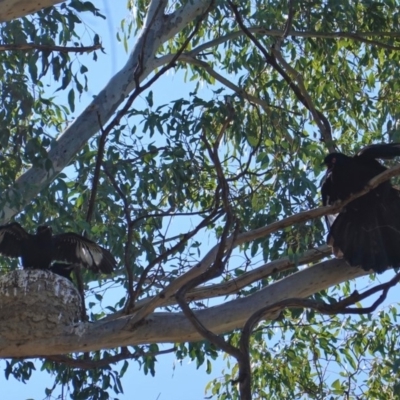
[0,43,101,53]
[102,165,135,301]
[227,1,333,150]
[45,346,176,370]
[238,271,400,399]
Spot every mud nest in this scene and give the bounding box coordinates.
[0,270,81,340]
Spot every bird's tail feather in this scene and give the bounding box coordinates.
[328,199,400,273]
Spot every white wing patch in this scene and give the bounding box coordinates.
[78,244,94,267]
[52,232,115,273]
[76,242,103,268]
[326,214,338,228]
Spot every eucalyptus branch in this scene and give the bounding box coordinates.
[227,1,333,150]
[242,270,400,341]
[239,162,400,245]
[238,272,400,400]
[101,1,214,137]
[0,43,101,53]
[122,163,400,323]
[177,54,300,118]
[271,45,334,151]
[184,28,400,58]
[45,346,176,370]
[101,244,330,323]
[102,165,135,302]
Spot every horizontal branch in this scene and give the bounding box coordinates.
[0,43,101,53]
[134,244,331,309]
[243,270,400,338]
[120,163,400,324]
[187,27,400,56]
[0,258,368,358]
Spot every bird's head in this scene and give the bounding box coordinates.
[37,225,52,235]
[323,152,349,172]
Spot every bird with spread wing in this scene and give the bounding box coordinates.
[0,222,116,277]
[322,143,400,273]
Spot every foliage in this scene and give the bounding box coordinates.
[2,0,400,399]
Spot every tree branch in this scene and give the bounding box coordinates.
[238,271,400,399]
[0,258,368,358]
[0,0,214,225]
[0,43,101,53]
[45,346,176,370]
[227,1,333,150]
[0,0,63,22]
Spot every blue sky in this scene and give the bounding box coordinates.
[2,2,229,399]
[3,2,400,399]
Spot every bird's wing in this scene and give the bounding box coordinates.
[0,222,29,258]
[52,233,116,273]
[356,143,400,159]
[321,170,334,206]
[321,175,339,229]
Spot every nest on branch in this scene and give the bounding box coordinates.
[0,269,81,340]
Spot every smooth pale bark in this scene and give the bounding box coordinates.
[0,0,64,22]
[0,259,367,357]
[0,0,213,224]
[0,0,379,363]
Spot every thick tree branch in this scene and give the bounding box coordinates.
[0,258,368,358]
[0,0,64,22]
[242,271,400,339]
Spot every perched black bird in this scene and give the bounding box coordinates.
[49,263,76,281]
[322,143,400,273]
[0,222,116,275]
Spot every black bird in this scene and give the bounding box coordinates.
[0,222,116,275]
[49,263,76,281]
[322,143,400,273]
